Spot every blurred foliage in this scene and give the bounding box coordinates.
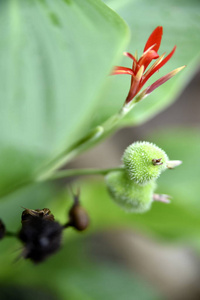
[0,0,199,197]
[0,0,200,299]
[0,285,58,300]
[77,129,200,247]
[0,128,199,299]
[0,0,129,197]
[0,185,161,300]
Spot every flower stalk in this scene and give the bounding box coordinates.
[38,167,124,182]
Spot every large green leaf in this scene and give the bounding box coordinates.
[0,0,129,197]
[91,0,200,126]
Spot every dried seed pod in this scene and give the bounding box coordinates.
[65,191,90,231]
[68,205,90,231]
[123,141,169,185]
[19,208,63,263]
[21,208,55,222]
[106,170,156,213]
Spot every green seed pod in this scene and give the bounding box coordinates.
[105,170,156,213]
[123,141,168,185]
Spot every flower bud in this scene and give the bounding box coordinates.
[105,170,156,213]
[122,141,168,185]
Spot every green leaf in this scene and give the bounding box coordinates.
[0,0,129,197]
[92,0,200,126]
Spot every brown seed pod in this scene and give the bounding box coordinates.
[68,204,90,231]
[65,189,90,231]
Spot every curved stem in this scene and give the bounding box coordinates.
[37,102,136,182]
[39,166,124,182]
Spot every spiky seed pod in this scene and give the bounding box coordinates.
[105,170,156,213]
[122,141,168,185]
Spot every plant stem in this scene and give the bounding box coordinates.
[37,101,136,182]
[39,166,124,182]
[6,231,17,237]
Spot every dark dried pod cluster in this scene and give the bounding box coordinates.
[0,190,90,263]
[19,208,63,263]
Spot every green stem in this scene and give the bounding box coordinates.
[37,101,136,181]
[6,231,17,237]
[37,126,104,181]
[39,166,124,182]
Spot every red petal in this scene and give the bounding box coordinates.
[142,46,176,86]
[142,66,185,96]
[125,81,139,103]
[144,26,163,53]
[124,52,137,73]
[138,49,159,70]
[125,66,144,103]
[123,52,137,64]
[111,66,134,75]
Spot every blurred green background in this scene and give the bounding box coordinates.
[0,0,200,299]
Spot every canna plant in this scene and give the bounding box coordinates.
[1,0,196,266]
[42,26,184,214]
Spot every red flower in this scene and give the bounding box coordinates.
[112,26,185,104]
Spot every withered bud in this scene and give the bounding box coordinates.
[152,158,163,166]
[21,208,55,223]
[167,160,182,169]
[65,191,90,231]
[153,193,171,203]
[0,219,6,240]
[68,205,90,231]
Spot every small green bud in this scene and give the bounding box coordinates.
[105,170,156,213]
[122,141,168,185]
